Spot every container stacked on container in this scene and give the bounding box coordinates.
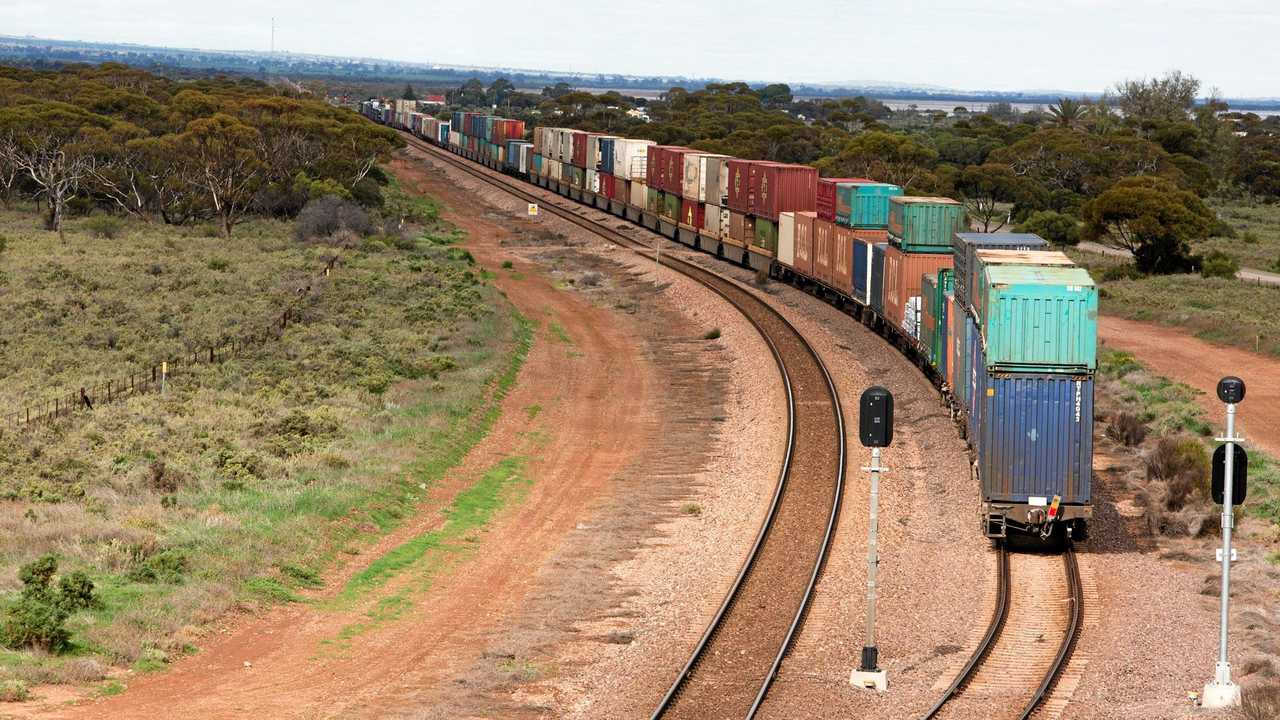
[882,196,964,339]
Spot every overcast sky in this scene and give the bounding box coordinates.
[4,0,1278,98]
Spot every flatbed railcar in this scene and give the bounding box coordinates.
[373,102,1094,543]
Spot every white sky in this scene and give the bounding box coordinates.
[4,0,1279,98]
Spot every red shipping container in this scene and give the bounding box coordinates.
[793,211,816,278]
[882,244,953,337]
[813,218,836,286]
[818,178,873,223]
[680,198,705,229]
[726,159,772,215]
[833,225,857,297]
[755,164,819,221]
[614,175,628,201]
[646,145,661,189]
[599,172,615,200]
[571,131,590,168]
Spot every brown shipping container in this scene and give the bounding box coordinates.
[832,225,857,296]
[571,131,595,169]
[614,175,628,201]
[853,228,890,244]
[882,244,953,338]
[727,211,746,247]
[646,145,661,189]
[754,164,818,221]
[813,218,836,286]
[793,211,816,278]
[726,159,769,215]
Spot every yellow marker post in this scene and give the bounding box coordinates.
[527,203,539,216]
[160,361,168,395]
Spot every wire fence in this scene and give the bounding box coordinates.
[1,253,343,439]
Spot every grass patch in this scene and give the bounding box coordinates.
[548,320,572,345]
[1204,199,1280,270]
[0,187,516,681]
[524,404,542,421]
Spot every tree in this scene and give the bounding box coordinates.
[0,102,105,239]
[176,113,263,238]
[487,78,515,107]
[1017,210,1081,246]
[1083,175,1213,274]
[955,164,1026,232]
[1048,97,1085,128]
[1230,133,1280,201]
[0,129,19,209]
[1114,71,1200,124]
[759,83,793,108]
[81,122,154,219]
[815,131,938,190]
[401,83,416,101]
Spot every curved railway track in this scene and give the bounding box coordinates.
[400,135,848,719]
[922,545,1082,720]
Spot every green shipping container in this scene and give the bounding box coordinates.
[836,183,903,228]
[889,197,966,251]
[662,192,680,221]
[753,218,778,252]
[646,187,660,214]
[979,265,1098,372]
[921,270,953,368]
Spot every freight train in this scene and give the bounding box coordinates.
[365,99,1097,542]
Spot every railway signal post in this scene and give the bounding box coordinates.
[851,387,893,692]
[1202,376,1246,710]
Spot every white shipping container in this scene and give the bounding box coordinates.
[630,180,648,208]
[681,153,731,202]
[613,138,655,180]
[548,159,563,182]
[586,169,600,193]
[702,203,723,239]
[777,212,796,268]
[449,131,462,147]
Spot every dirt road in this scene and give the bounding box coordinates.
[1099,315,1280,457]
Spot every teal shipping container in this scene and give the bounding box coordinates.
[836,182,903,228]
[979,265,1098,373]
[889,197,966,251]
[921,270,953,370]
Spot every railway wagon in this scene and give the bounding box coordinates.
[373,100,1098,542]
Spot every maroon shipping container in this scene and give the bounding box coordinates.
[726,159,770,215]
[882,244,953,337]
[818,177,873,222]
[571,131,591,168]
[646,145,661,190]
[599,172,615,200]
[832,225,857,296]
[813,218,836,286]
[752,163,818,221]
[793,211,816,278]
[680,198,705,229]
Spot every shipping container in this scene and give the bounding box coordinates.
[870,243,888,316]
[680,198,705,229]
[978,265,1098,373]
[953,233,1049,309]
[699,203,724,240]
[682,153,731,203]
[792,211,816,278]
[778,212,796,268]
[818,178,872,222]
[725,159,768,215]
[613,138,654,180]
[832,224,857,297]
[836,182,903,228]
[972,341,1094,507]
[969,249,1075,318]
[852,234,873,305]
[812,218,835,286]
[598,138,617,176]
[630,180,648,209]
[599,172,615,199]
[585,134,617,171]
[646,187,660,214]
[921,271,954,369]
[882,244,953,339]
[946,292,962,391]
[754,218,778,253]
[751,163,818,221]
[662,192,680,221]
[727,211,747,246]
[888,197,966,251]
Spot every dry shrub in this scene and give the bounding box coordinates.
[293,196,372,242]
[1146,437,1210,511]
[146,462,190,494]
[1241,684,1280,720]
[1106,411,1148,446]
[0,679,28,702]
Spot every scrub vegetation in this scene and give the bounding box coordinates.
[0,184,518,685]
[1097,350,1280,534]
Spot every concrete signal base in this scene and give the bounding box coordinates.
[1201,681,1241,709]
[850,668,888,692]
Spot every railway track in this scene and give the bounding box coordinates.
[401,135,847,719]
[922,545,1083,720]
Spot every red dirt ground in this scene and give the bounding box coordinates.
[1099,315,1280,457]
[28,158,662,719]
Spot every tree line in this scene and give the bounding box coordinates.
[436,71,1280,274]
[0,63,400,238]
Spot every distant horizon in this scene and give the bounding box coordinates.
[3,31,1280,107]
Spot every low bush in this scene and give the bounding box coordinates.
[1106,412,1147,447]
[0,680,29,702]
[1199,250,1239,279]
[1099,263,1144,282]
[703,328,721,340]
[83,216,125,240]
[0,555,99,653]
[1241,684,1280,720]
[1018,210,1081,246]
[126,549,189,585]
[293,196,373,241]
[1146,436,1210,511]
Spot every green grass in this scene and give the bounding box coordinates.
[1205,199,1280,270]
[0,194,519,684]
[1099,349,1280,526]
[547,320,572,345]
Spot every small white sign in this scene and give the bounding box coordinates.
[527,203,539,216]
[1029,496,1048,506]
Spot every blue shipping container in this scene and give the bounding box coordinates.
[870,242,888,315]
[971,337,1093,506]
[599,138,617,178]
[853,238,872,305]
